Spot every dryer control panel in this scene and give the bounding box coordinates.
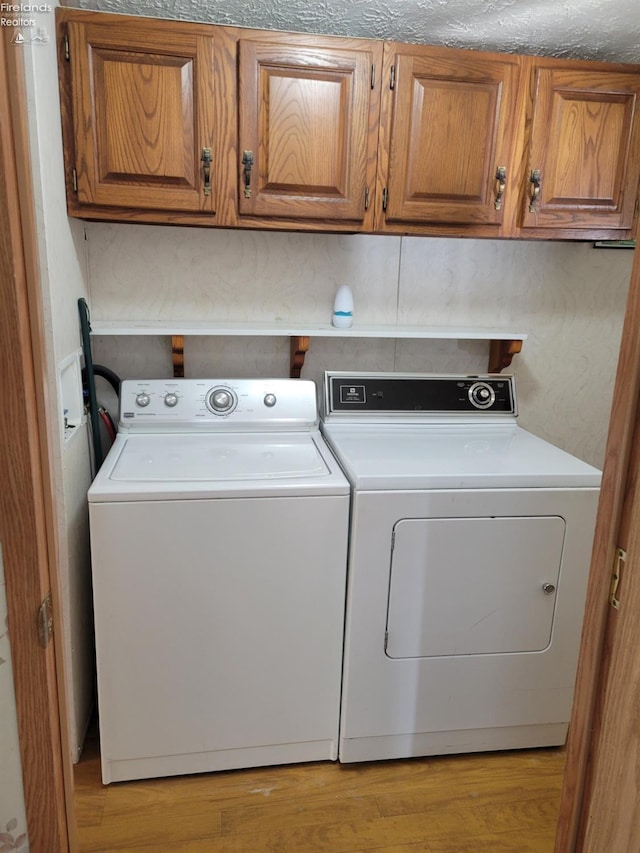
[324,373,516,418]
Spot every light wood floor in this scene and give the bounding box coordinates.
[74,728,564,852]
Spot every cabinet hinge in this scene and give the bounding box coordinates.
[382,187,388,211]
[634,197,639,221]
[38,593,53,648]
[364,187,370,210]
[71,168,78,193]
[371,64,376,90]
[389,65,396,90]
[64,32,70,61]
[610,546,626,610]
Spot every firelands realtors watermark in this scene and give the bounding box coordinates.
[1,3,51,44]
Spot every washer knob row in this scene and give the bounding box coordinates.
[135,391,179,408]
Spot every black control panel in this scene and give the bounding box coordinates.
[325,373,516,415]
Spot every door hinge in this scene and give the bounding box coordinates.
[38,593,53,648]
[71,168,78,192]
[382,187,388,211]
[64,33,70,61]
[371,63,376,90]
[610,546,626,610]
[390,65,396,90]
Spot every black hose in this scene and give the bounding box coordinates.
[78,298,103,469]
[82,364,121,396]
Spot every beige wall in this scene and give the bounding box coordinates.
[89,224,632,469]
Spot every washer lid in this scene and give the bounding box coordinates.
[321,423,602,490]
[88,431,349,500]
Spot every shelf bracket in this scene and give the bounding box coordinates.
[488,338,523,373]
[290,335,310,378]
[171,335,185,378]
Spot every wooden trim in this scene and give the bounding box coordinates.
[171,335,185,377]
[554,217,640,850]
[0,29,75,851]
[290,335,310,378]
[488,338,522,373]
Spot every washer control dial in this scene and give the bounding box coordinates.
[264,393,277,408]
[135,392,150,408]
[206,386,237,415]
[164,392,179,408]
[468,381,496,409]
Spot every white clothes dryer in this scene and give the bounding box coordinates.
[88,378,350,783]
[321,372,601,763]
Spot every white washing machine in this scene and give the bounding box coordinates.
[321,372,601,763]
[88,378,349,783]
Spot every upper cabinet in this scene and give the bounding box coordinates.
[376,44,521,234]
[236,34,381,227]
[56,8,640,240]
[519,61,640,237]
[60,13,229,218]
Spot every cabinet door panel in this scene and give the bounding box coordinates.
[522,67,640,231]
[383,50,520,226]
[68,22,216,212]
[407,81,495,200]
[239,40,375,220]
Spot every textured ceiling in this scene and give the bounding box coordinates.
[61,0,640,63]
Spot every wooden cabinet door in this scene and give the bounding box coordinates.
[380,45,521,228]
[66,17,217,213]
[238,37,380,223]
[521,64,640,234]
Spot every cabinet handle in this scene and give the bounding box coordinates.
[201,147,212,197]
[529,169,541,213]
[494,166,506,211]
[242,150,254,199]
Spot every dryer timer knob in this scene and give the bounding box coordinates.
[468,382,496,409]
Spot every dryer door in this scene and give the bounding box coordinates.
[385,516,565,658]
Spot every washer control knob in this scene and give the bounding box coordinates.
[164,393,178,408]
[135,392,150,408]
[212,390,232,409]
[207,387,237,415]
[264,393,277,407]
[468,381,496,410]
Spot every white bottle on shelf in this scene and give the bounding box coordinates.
[332,285,354,329]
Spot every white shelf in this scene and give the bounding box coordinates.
[90,320,528,341]
[90,320,527,377]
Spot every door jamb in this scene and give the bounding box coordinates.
[554,223,640,850]
[0,27,76,852]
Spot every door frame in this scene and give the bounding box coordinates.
[554,222,640,849]
[0,28,75,851]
